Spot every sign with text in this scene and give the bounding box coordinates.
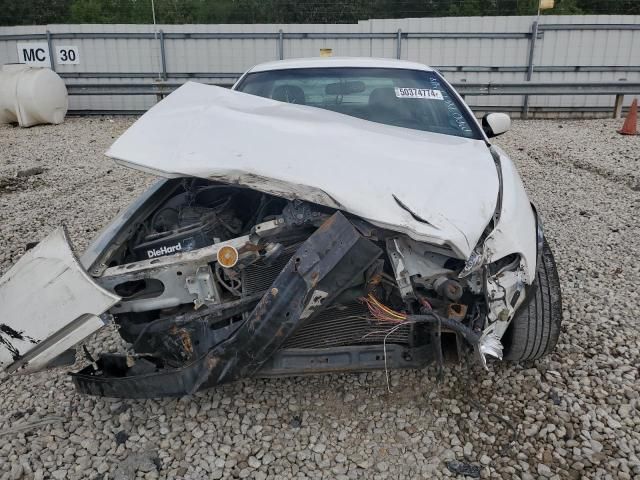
[16,43,50,67]
[55,46,80,65]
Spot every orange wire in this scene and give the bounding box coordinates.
[360,293,407,323]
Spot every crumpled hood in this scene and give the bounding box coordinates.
[107,82,499,259]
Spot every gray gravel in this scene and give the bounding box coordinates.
[1,117,639,479]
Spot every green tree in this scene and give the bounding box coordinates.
[0,0,635,26]
[516,0,583,15]
[448,0,485,17]
[69,0,152,23]
[0,0,72,25]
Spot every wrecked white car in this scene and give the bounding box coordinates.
[0,58,562,398]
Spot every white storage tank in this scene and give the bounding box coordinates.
[0,64,68,127]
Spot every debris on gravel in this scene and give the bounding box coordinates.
[15,167,45,178]
[0,117,639,479]
[446,459,481,477]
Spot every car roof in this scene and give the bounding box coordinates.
[248,57,435,73]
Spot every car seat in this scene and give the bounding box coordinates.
[368,87,413,126]
[271,85,306,105]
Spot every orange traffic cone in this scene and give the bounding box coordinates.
[618,98,638,136]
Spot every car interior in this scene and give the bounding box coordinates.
[268,82,459,134]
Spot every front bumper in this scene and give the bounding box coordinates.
[71,212,383,398]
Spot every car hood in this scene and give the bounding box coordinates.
[106,82,499,259]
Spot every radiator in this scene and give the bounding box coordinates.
[242,247,410,349]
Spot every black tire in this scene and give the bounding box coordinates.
[503,238,562,361]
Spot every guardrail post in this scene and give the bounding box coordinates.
[522,20,539,119]
[613,94,624,119]
[154,80,166,103]
[278,29,284,60]
[159,29,167,80]
[396,29,402,59]
[46,30,55,71]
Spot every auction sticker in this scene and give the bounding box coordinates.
[395,87,443,100]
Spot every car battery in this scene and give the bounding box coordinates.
[133,221,219,260]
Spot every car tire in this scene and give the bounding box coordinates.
[503,238,562,362]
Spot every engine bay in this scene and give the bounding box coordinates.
[88,179,499,377]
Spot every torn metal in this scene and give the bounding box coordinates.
[71,212,382,398]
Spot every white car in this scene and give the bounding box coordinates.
[0,57,562,398]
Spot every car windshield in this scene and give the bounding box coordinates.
[235,67,481,139]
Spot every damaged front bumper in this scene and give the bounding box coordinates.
[0,187,535,399]
[70,211,505,398]
[72,212,384,397]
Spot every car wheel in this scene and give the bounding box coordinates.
[503,238,562,361]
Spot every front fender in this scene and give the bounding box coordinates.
[484,146,537,284]
[0,227,120,374]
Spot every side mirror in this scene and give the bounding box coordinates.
[482,113,511,138]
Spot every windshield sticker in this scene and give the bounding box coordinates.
[394,87,444,100]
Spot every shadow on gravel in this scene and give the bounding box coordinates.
[0,174,46,195]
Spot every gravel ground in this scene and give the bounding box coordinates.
[0,117,639,480]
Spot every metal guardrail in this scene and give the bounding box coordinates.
[65,80,640,118]
[2,22,638,41]
[0,31,533,41]
[53,65,640,78]
[67,83,187,95]
[455,81,640,96]
[66,80,640,96]
[457,82,640,118]
[4,22,639,118]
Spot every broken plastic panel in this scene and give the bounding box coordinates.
[0,227,120,374]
